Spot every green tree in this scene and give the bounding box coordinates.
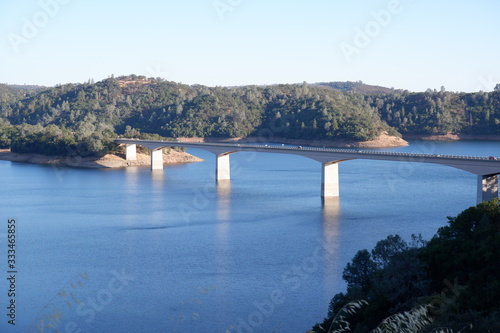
[313,200,500,333]
[343,250,378,296]
[371,234,408,269]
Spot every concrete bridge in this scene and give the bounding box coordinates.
[114,139,500,204]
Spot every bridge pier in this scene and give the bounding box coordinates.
[322,162,339,197]
[477,174,498,204]
[216,154,231,181]
[151,149,163,170]
[125,144,137,161]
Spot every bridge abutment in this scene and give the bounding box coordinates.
[125,144,137,161]
[477,174,498,204]
[151,149,163,170]
[216,154,231,181]
[322,162,339,197]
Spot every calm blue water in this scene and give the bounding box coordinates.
[0,140,498,333]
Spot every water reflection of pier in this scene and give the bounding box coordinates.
[322,197,342,301]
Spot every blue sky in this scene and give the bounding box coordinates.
[1,0,499,92]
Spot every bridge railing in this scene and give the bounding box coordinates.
[211,143,495,161]
[115,139,497,162]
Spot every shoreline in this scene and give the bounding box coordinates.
[5,132,495,168]
[402,133,500,141]
[178,131,409,148]
[0,149,203,168]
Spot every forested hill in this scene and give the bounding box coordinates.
[0,75,499,157]
[313,81,394,94]
[0,84,43,104]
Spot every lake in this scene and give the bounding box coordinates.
[0,140,498,333]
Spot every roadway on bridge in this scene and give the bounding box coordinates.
[114,139,500,176]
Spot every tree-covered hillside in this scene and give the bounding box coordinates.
[0,84,42,104]
[314,81,394,95]
[312,200,500,333]
[0,75,499,157]
[369,88,500,135]
[0,76,393,156]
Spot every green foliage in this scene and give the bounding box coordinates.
[315,81,394,95]
[7,122,115,157]
[371,234,409,269]
[369,89,500,136]
[423,199,500,314]
[0,76,401,157]
[0,118,13,148]
[313,200,500,332]
[343,250,378,296]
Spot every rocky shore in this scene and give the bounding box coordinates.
[0,149,203,168]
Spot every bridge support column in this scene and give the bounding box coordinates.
[151,149,163,170]
[216,154,231,181]
[125,144,137,161]
[322,162,339,197]
[477,174,498,204]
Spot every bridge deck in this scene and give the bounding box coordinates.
[114,139,500,176]
[114,139,500,203]
[115,139,494,160]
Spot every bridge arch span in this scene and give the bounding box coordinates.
[115,139,500,203]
